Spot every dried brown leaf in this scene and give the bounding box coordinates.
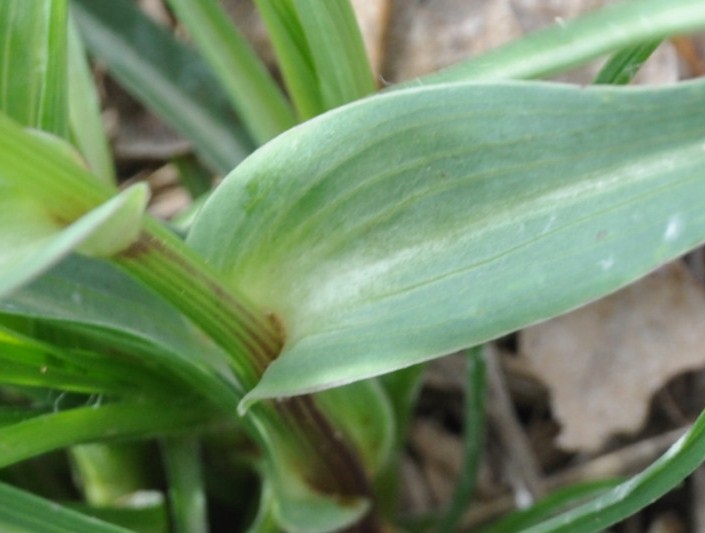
[520,262,705,452]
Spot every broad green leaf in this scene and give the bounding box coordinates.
[0,114,111,217]
[71,0,254,174]
[0,0,68,137]
[261,446,368,533]
[186,79,705,406]
[409,0,705,85]
[0,481,130,533]
[0,255,243,413]
[165,0,296,145]
[0,182,147,299]
[0,401,213,469]
[67,16,116,184]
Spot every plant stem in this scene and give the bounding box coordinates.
[115,219,376,527]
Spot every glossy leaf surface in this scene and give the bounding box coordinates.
[187,80,705,405]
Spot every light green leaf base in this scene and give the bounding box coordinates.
[0,183,147,298]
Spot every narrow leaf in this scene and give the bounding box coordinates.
[185,80,705,404]
[480,479,621,533]
[441,347,487,531]
[255,0,375,119]
[162,437,208,533]
[526,417,705,532]
[408,0,705,85]
[166,0,296,145]
[254,0,323,120]
[0,401,213,469]
[67,15,116,184]
[71,0,254,174]
[0,255,243,413]
[0,322,175,397]
[0,482,130,533]
[593,40,663,85]
[290,0,376,109]
[0,0,69,136]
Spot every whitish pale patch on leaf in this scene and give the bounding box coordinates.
[187,80,705,407]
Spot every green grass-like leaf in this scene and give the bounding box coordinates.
[0,0,69,136]
[441,347,487,531]
[255,0,375,120]
[166,0,296,145]
[525,419,704,532]
[0,481,130,533]
[0,401,213,469]
[71,0,254,174]
[67,16,115,185]
[408,0,705,84]
[0,255,243,412]
[593,40,663,85]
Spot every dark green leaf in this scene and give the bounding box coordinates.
[71,0,254,173]
[0,481,130,533]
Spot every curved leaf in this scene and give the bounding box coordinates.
[187,80,705,405]
[165,0,296,145]
[0,0,68,136]
[71,0,254,173]
[410,0,705,85]
[0,183,147,299]
[0,401,212,469]
[67,16,115,184]
[0,481,129,533]
[0,255,242,412]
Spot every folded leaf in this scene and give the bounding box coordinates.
[0,183,147,298]
[187,80,705,405]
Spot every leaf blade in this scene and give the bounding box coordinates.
[165,0,296,145]
[0,0,69,136]
[186,80,705,403]
[0,482,130,533]
[406,0,705,85]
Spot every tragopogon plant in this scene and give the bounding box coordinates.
[1,0,705,531]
